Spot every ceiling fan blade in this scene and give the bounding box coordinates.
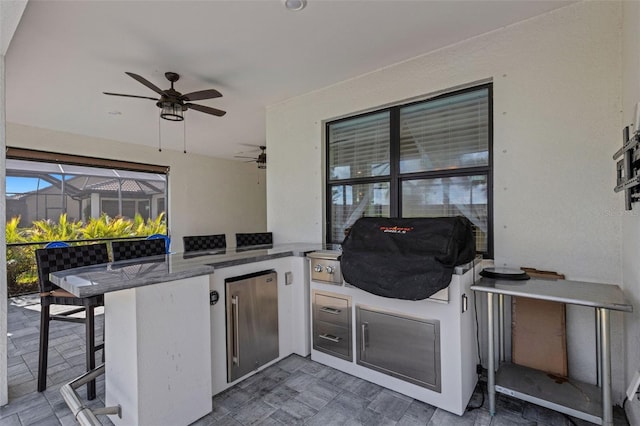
[103,92,158,101]
[125,72,164,95]
[234,155,257,159]
[186,103,227,117]
[180,89,222,102]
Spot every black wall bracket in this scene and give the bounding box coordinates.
[614,125,640,210]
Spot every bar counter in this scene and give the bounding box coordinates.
[50,243,325,297]
[47,242,326,426]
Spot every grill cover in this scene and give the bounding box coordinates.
[340,217,476,300]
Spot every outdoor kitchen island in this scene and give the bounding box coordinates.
[49,243,323,426]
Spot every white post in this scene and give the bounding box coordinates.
[91,192,100,218]
[1,0,32,407]
[0,49,8,408]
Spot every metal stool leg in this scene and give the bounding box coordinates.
[37,304,50,392]
[85,304,97,400]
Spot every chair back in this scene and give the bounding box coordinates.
[35,243,109,294]
[112,238,166,262]
[235,232,273,247]
[146,234,171,253]
[183,234,226,252]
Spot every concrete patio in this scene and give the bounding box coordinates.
[0,295,629,426]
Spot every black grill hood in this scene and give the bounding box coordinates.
[340,216,476,300]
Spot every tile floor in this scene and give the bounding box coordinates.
[0,295,629,425]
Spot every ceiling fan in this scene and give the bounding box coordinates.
[104,72,226,121]
[235,145,267,169]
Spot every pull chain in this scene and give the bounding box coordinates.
[158,114,162,152]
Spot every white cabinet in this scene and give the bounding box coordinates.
[309,266,479,416]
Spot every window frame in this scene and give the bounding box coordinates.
[325,83,493,257]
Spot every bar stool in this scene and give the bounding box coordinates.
[35,243,109,400]
[235,232,273,247]
[111,238,166,261]
[183,234,226,252]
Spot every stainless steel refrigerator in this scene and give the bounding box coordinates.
[225,270,279,382]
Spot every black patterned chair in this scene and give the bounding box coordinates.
[235,232,273,247]
[35,243,110,400]
[183,234,226,252]
[111,238,166,262]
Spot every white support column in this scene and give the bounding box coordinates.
[104,275,212,425]
[90,192,100,218]
[1,0,37,406]
[0,49,8,409]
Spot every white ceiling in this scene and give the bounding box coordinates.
[6,0,573,160]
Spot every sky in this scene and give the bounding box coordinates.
[6,177,52,195]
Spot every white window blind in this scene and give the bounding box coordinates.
[328,112,390,180]
[400,89,489,173]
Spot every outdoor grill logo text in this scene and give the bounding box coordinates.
[379,226,414,234]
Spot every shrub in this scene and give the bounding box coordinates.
[6,214,167,297]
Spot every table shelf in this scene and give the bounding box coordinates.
[496,362,602,424]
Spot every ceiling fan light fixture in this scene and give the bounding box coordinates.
[160,100,184,121]
[283,0,306,11]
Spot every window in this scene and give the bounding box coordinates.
[326,84,492,255]
[5,148,168,227]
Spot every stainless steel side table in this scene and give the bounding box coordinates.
[471,277,632,426]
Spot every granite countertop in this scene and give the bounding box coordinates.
[50,243,330,298]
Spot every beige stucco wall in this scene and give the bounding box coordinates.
[267,1,626,398]
[7,123,267,252]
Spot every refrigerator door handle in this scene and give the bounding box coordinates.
[232,295,240,365]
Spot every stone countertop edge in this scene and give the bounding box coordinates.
[51,243,326,298]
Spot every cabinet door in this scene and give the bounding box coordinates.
[255,272,279,367]
[226,272,278,382]
[356,307,440,392]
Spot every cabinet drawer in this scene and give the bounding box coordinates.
[314,293,350,327]
[314,320,351,360]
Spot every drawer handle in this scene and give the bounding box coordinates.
[318,333,341,343]
[320,307,341,315]
[361,322,369,354]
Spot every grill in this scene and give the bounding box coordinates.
[340,216,476,300]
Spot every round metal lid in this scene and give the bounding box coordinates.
[479,267,530,280]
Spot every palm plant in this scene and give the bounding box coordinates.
[28,213,81,242]
[135,212,167,236]
[81,214,134,239]
[6,216,38,295]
